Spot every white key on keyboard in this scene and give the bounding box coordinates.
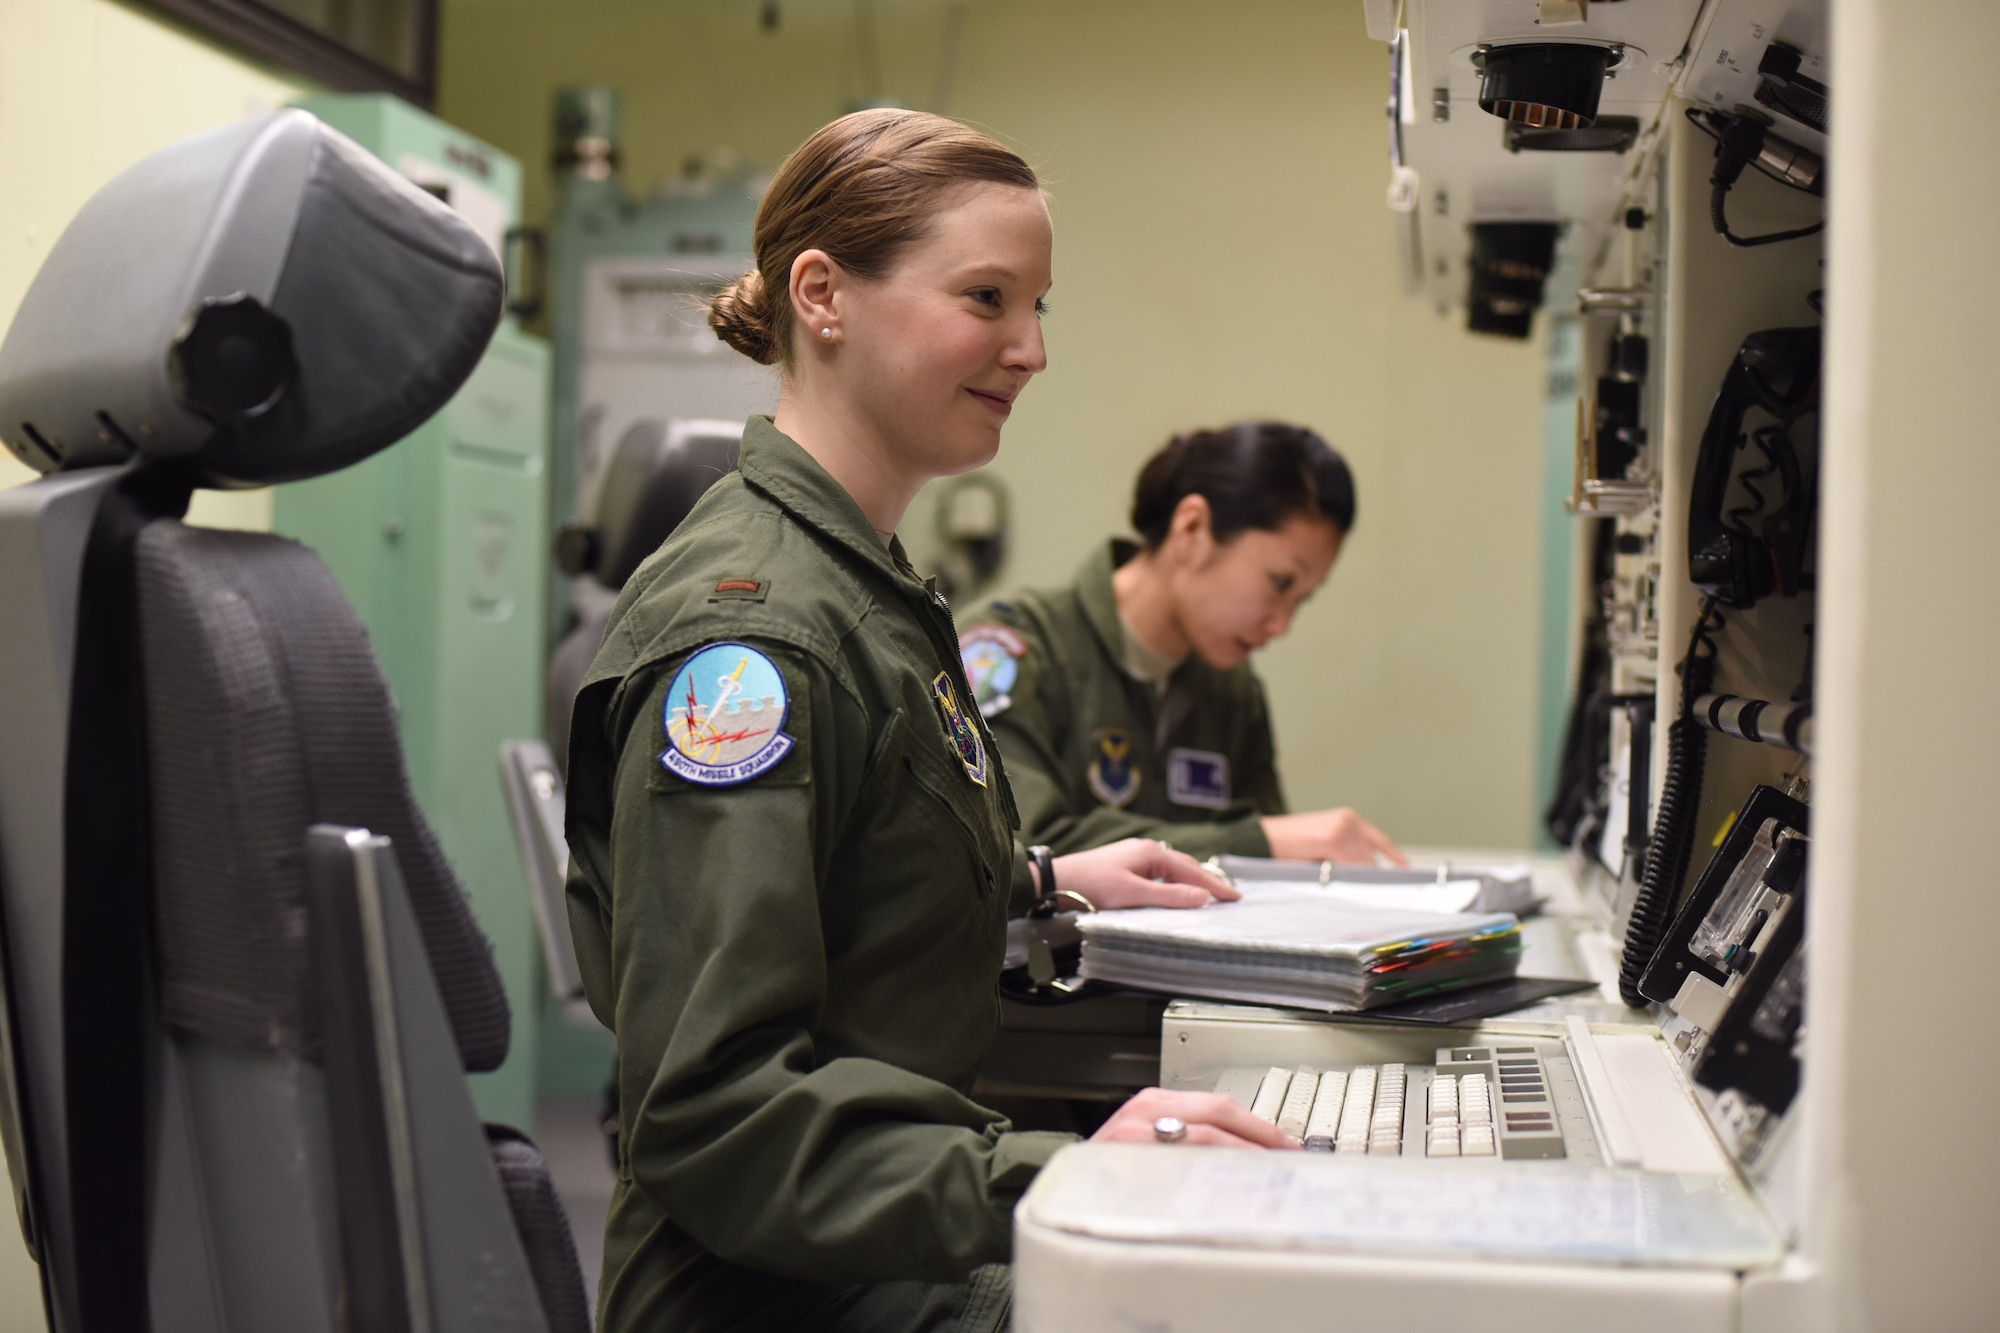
[1462,1125,1497,1156]
[1212,1067,1268,1109]
[1460,1073,1493,1126]
[1275,1066,1319,1140]
[1370,1064,1406,1154]
[1430,1074,1459,1119]
[1248,1067,1292,1123]
[1303,1070,1346,1149]
[1334,1067,1377,1151]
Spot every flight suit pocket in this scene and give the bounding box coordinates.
[902,753,997,899]
[870,708,1004,900]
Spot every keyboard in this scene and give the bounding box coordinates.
[1214,1044,1573,1161]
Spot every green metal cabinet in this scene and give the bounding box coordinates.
[273,94,549,1131]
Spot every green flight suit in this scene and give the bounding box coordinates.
[564,417,1071,1332]
[958,540,1286,860]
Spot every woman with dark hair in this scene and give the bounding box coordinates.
[959,421,1405,866]
[563,112,1291,1333]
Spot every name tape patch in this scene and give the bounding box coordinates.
[1167,747,1231,809]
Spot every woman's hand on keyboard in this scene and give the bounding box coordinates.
[1051,839,1240,911]
[1090,1087,1300,1149]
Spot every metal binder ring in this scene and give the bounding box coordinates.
[1152,1116,1188,1143]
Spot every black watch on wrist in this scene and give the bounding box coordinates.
[1027,844,1058,918]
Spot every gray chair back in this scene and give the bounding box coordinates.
[0,110,586,1333]
[547,417,743,759]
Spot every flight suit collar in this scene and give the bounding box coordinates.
[1079,539,1214,748]
[1074,539,1138,668]
[736,418,1021,828]
[736,416,920,585]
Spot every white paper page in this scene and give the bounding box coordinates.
[1076,890,1518,959]
[1320,878,1486,914]
[1209,874,1489,915]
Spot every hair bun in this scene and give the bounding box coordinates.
[708,269,779,365]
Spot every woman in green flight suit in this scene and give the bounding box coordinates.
[959,422,1406,866]
[562,111,1291,1333]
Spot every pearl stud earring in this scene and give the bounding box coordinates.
[820,327,833,340]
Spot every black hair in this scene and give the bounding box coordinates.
[1130,422,1356,549]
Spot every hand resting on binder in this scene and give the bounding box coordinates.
[1035,842,1291,1150]
[1262,806,1409,867]
[1041,837,1242,911]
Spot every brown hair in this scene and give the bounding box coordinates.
[708,109,1039,367]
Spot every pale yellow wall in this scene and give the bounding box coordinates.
[0,0,305,532]
[0,2,308,1324]
[440,0,1551,849]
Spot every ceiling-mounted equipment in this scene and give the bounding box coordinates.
[1592,322,1649,482]
[1686,107,1826,248]
[1505,115,1640,154]
[1754,43,1828,134]
[1475,43,1622,129]
[1465,221,1561,339]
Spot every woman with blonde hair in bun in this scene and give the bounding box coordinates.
[564,109,1292,1333]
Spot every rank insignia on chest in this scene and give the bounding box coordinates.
[1087,728,1140,808]
[1167,747,1231,809]
[931,671,988,787]
[957,623,1026,718]
[660,643,797,786]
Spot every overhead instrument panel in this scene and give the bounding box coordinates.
[1367,0,1720,333]
[1678,3,1830,135]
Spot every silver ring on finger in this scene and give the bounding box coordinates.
[1152,1115,1188,1144]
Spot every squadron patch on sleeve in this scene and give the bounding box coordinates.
[1087,728,1140,808]
[660,643,797,786]
[1167,747,1231,809]
[957,623,1027,718]
[931,672,988,786]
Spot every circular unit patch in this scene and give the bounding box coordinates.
[661,642,797,786]
[958,623,1026,718]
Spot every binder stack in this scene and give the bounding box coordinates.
[1075,879,1524,1012]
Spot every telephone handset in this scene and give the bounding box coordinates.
[1686,326,1820,607]
[1615,324,1821,1006]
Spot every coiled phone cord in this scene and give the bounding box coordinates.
[1618,597,1723,1006]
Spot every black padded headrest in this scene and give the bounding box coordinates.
[0,110,501,488]
[586,418,742,589]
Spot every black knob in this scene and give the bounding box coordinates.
[1476,43,1613,129]
[554,521,602,576]
[168,293,296,421]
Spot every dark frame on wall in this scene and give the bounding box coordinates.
[129,0,438,106]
